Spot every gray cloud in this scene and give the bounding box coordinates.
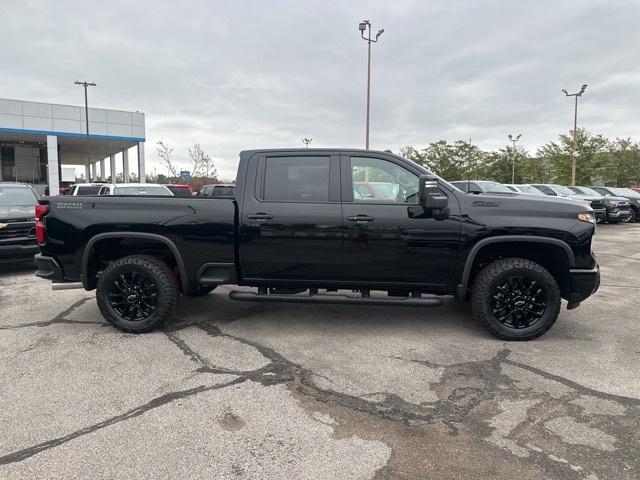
[3,0,639,178]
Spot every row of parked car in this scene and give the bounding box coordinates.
[0,181,236,265]
[450,181,640,224]
[63,182,236,198]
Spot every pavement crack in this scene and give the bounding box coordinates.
[0,297,98,330]
[501,357,640,407]
[0,376,247,465]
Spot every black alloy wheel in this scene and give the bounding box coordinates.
[96,255,178,333]
[108,271,159,321]
[471,258,561,340]
[490,275,546,329]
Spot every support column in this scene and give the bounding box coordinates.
[122,148,130,183]
[110,154,117,183]
[85,164,91,182]
[99,158,106,182]
[46,135,60,196]
[137,141,146,183]
[90,162,97,182]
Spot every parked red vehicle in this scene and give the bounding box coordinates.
[165,184,194,197]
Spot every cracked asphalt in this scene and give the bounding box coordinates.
[0,223,639,479]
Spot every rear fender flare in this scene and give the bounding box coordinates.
[81,232,188,290]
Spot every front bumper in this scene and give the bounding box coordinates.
[0,243,39,262]
[566,264,600,309]
[593,208,607,223]
[606,208,632,221]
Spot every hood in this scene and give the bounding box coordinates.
[459,191,588,214]
[602,195,630,203]
[565,194,602,202]
[0,205,36,221]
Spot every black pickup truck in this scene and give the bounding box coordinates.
[34,149,600,340]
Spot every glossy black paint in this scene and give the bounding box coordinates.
[37,148,599,305]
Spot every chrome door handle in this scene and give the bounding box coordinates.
[347,215,375,223]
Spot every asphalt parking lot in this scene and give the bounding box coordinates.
[0,223,638,480]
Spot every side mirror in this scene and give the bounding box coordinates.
[419,175,448,210]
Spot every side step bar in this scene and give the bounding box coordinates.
[52,282,84,291]
[228,291,443,307]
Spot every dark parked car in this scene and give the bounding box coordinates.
[589,186,640,223]
[568,186,632,223]
[165,184,194,197]
[0,182,40,263]
[35,149,599,341]
[197,184,235,197]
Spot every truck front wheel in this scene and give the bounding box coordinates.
[96,255,178,333]
[471,258,561,341]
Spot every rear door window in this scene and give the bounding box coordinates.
[262,156,330,202]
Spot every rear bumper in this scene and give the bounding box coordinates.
[566,265,600,309]
[34,254,64,281]
[0,243,39,262]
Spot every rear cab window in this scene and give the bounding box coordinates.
[261,156,331,202]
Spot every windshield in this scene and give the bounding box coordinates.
[552,185,577,196]
[0,187,38,207]
[577,187,603,197]
[610,187,640,197]
[76,186,102,195]
[113,186,172,196]
[480,181,513,193]
[517,185,544,195]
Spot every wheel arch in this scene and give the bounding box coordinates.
[81,232,188,291]
[456,236,575,300]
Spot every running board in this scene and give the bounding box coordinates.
[228,291,443,307]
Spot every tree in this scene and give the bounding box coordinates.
[157,141,178,178]
[537,129,608,185]
[401,140,482,181]
[188,143,217,179]
[600,138,640,187]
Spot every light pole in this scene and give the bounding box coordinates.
[74,80,97,167]
[507,134,521,183]
[301,138,312,148]
[358,19,383,150]
[562,84,587,186]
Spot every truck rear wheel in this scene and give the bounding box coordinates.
[96,255,178,333]
[471,258,561,341]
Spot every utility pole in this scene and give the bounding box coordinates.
[562,84,587,185]
[74,80,97,167]
[507,134,521,184]
[301,138,312,148]
[358,20,384,150]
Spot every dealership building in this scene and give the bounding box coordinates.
[0,98,146,195]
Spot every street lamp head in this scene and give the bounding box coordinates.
[562,88,568,95]
[508,134,513,141]
[376,28,384,39]
[516,134,522,140]
[359,20,369,31]
[579,84,587,95]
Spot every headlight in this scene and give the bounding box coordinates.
[578,212,596,224]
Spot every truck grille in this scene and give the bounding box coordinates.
[0,221,36,242]
[589,200,605,210]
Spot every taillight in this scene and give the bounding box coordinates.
[35,204,49,244]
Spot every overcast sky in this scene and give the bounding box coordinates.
[3,0,639,179]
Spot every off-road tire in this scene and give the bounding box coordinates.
[96,255,178,333]
[471,258,561,341]
[182,285,217,297]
